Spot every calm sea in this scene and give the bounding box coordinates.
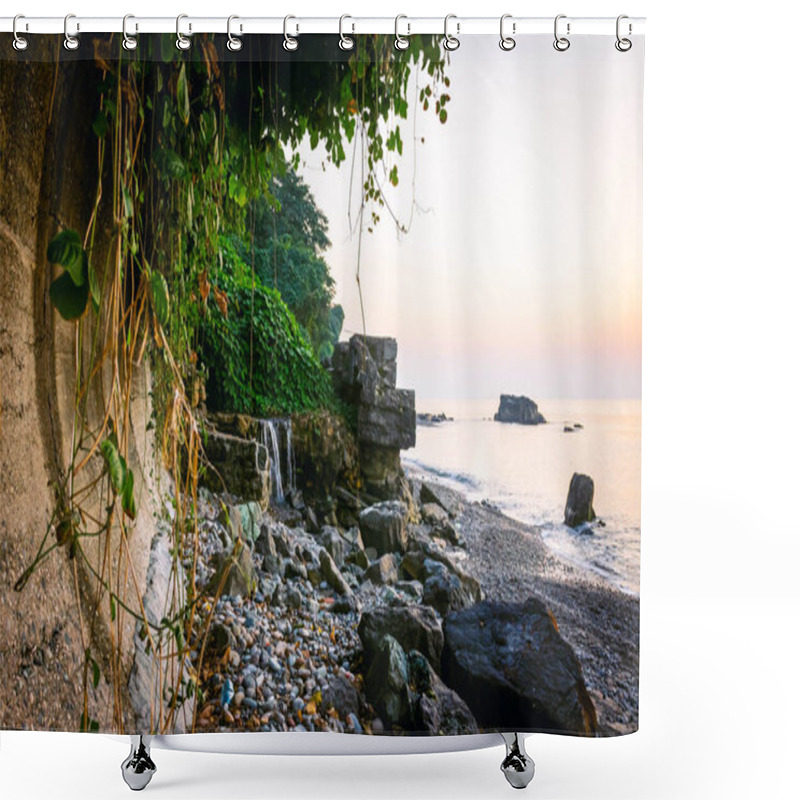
[403,398,641,596]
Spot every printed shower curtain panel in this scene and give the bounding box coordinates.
[0,26,642,747]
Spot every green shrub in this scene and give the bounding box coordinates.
[198,247,335,417]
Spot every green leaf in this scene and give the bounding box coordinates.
[100,438,126,494]
[91,657,101,689]
[121,185,134,219]
[439,108,448,124]
[110,595,116,622]
[151,270,170,325]
[122,468,137,520]
[177,64,190,125]
[49,271,89,321]
[92,112,109,139]
[47,230,85,286]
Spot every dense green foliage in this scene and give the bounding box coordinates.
[228,170,344,361]
[199,241,335,416]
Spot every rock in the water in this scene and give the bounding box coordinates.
[358,605,444,672]
[493,394,546,425]
[366,554,399,586]
[441,597,597,735]
[208,544,256,598]
[564,473,596,528]
[364,634,411,729]
[199,429,271,503]
[423,571,474,617]
[406,651,479,736]
[319,548,353,597]
[359,501,409,555]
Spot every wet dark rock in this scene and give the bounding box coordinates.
[359,501,409,556]
[364,634,411,728]
[423,572,474,617]
[565,473,596,528]
[441,597,597,735]
[407,651,479,736]
[493,395,546,426]
[359,604,444,672]
[320,674,361,720]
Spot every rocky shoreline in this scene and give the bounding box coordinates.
[167,335,636,738]
[180,471,636,738]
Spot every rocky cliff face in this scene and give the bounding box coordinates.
[331,335,416,501]
[1,51,164,732]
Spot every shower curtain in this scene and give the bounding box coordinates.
[0,25,643,739]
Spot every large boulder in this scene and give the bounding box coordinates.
[358,604,444,672]
[330,335,416,500]
[199,429,271,504]
[423,572,475,617]
[493,394,546,426]
[357,389,416,450]
[359,501,409,555]
[364,634,412,729]
[407,651,479,736]
[441,598,597,735]
[564,473,596,528]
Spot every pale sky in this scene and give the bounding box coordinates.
[297,35,643,402]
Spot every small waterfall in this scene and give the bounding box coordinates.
[259,418,295,504]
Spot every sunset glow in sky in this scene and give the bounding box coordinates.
[298,35,643,401]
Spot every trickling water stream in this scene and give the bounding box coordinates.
[259,418,295,504]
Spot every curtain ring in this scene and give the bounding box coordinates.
[176,14,192,50]
[615,14,632,51]
[443,14,460,51]
[283,15,299,51]
[553,14,571,51]
[394,15,410,51]
[12,15,28,51]
[499,14,515,51]
[122,15,138,51]
[339,15,355,50]
[64,13,80,51]
[227,15,242,51]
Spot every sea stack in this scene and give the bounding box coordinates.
[493,394,546,425]
[565,473,596,528]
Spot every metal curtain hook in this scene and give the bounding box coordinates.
[64,13,79,51]
[339,14,355,50]
[176,14,192,50]
[12,14,28,51]
[283,15,299,51]
[227,15,242,51]
[122,15,138,51]
[553,14,571,51]
[499,14,515,51]
[443,14,460,51]
[394,15,410,51]
[615,14,632,51]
